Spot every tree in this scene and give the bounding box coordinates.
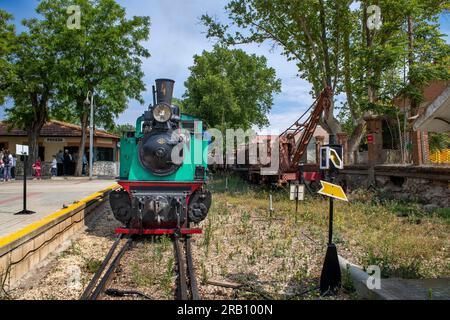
[0,10,16,104]
[35,0,150,175]
[171,97,186,113]
[202,0,343,133]
[183,45,281,131]
[109,123,135,136]
[202,0,450,160]
[429,132,449,153]
[4,13,60,166]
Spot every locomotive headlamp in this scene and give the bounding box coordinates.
[153,103,172,123]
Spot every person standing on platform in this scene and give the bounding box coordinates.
[63,149,71,176]
[11,154,16,180]
[2,150,12,182]
[82,153,87,175]
[56,150,64,176]
[0,158,4,182]
[0,150,4,181]
[51,155,57,177]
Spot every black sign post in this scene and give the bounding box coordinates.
[319,135,342,295]
[15,154,35,215]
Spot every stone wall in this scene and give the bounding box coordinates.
[375,175,449,208]
[339,165,450,208]
[13,161,52,177]
[93,161,118,177]
[381,150,402,164]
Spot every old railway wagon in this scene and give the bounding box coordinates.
[110,79,211,235]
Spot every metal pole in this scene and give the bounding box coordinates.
[269,194,273,216]
[89,93,94,180]
[23,155,27,211]
[328,197,333,244]
[328,166,335,245]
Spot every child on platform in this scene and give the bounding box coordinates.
[32,157,42,180]
[51,155,57,177]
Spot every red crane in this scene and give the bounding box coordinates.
[278,87,332,179]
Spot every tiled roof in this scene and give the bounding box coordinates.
[0,120,119,139]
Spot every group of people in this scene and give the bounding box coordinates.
[34,149,86,178]
[0,149,88,180]
[0,149,16,182]
[50,149,88,177]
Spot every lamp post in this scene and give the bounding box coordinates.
[84,91,94,180]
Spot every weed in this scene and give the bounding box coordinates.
[131,262,151,287]
[67,242,83,256]
[200,262,208,285]
[202,221,213,256]
[84,258,102,274]
[432,208,450,224]
[342,266,356,294]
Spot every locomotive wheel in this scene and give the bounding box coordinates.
[188,189,212,223]
[109,189,132,225]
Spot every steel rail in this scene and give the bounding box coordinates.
[173,236,188,300]
[185,236,200,300]
[80,235,132,300]
[90,237,132,300]
[80,234,124,300]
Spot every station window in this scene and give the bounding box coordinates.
[96,147,114,161]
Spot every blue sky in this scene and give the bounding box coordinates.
[1,0,449,134]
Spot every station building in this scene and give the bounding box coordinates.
[0,120,120,176]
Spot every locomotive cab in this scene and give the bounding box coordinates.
[110,79,211,234]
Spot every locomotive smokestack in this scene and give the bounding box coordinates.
[155,79,175,105]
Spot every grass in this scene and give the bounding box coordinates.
[124,236,175,299]
[199,173,449,288]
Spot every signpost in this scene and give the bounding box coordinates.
[318,136,347,295]
[15,144,35,215]
[290,184,305,213]
[318,181,348,202]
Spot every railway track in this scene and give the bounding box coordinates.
[173,235,200,300]
[80,233,200,300]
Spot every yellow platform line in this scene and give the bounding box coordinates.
[0,183,119,249]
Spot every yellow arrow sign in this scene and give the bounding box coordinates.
[318,180,348,202]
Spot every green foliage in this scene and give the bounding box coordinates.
[171,97,186,112]
[109,123,135,136]
[2,1,150,168]
[34,0,151,130]
[0,10,16,105]
[202,0,450,143]
[432,207,450,224]
[428,132,449,153]
[183,45,281,131]
[83,258,102,273]
[3,7,61,164]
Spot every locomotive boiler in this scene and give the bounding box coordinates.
[110,78,211,235]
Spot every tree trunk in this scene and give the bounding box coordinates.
[347,120,366,163]
[75,109,89,176]
[318,0,332,88]
[27,122,46,174]
[27,128,39,175]
[26,94,48,174]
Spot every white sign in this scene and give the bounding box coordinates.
[44,137,66,143]
[290,184,305,201]
[16,144,29,156]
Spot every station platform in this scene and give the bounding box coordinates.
[0,179,117,238]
